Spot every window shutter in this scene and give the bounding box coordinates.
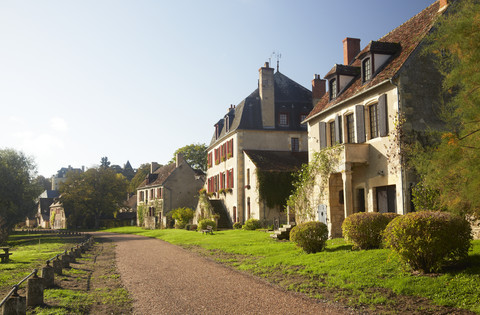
[335,115,343,144]
[378,94,388,137]
[319,122,327,149]
[355,105,366,143]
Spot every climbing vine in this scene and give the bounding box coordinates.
[287,144,343,223]
[256,170,295,209]
[137,204,146,226]
[384,113,407,174]
[197,190,214,221]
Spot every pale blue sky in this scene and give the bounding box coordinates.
[0,0,434,177]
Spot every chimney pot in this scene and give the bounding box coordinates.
[343,37,361,65]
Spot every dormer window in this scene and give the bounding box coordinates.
[329,79,337,100]
[362,58,372,82]
[225,116,230,133]
[215,124,220,139]
[279,113,289,126]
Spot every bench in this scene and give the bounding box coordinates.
[0,247,12,263]
[201,225,213,235]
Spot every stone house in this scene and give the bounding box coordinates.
[50,198,67,229]
[34,190,60,228]
[136,155,205,229]
[302,0,449,237]
[199,62,312,227]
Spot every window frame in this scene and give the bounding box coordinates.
[362,57,372,83]
[278,112,290,127]
[329,78,337,100]
[291,137,300,152]
[369,103,379,139]
[346,113,355,143]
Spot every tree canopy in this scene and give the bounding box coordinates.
[0,149,41,242]
[412,0,480,217]
[60,166,128,228]
[128,163,151,193]
[170,143,207,172]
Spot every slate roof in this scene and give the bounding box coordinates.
[244,150,308,172]
[305,1,443,121]
[137,163,176,188]
[209,71,312,146]
[38,190,60,199]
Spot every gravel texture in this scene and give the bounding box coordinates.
[98,232,350,315]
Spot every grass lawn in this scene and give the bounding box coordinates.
[0,232,87,293]
[104,226,480,313]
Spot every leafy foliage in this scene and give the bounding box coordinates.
[233,222,242,229]
[60,167,128,229]
[171,207,194,229]
[290,221,328,253]
[287,145,342,223]
[128,163,151,193]
[0,149,41,242]
[383,211,472,273]
[342,212,399,250]
[197,219,216,231]
[411,0,480,217]
[243,218,261,230]
[170,143,207,172]
[256,171,295,208]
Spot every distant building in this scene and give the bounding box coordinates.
[50,198,67,229]
[51,165,84,190]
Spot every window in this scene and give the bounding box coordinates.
[246,168,250,186]
[346,113,355,143]
[362,58,372,82]
[215,124,220,139]
[225,116,230,133]
[227,169,234,188]
[329,78,337,99]
[329,121,335,146]
[369,103,378,139]
[279,113,289,126]
[291,137,299,152]
[226,139,234,159]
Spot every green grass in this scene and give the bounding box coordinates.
[0,232,86,292]
[105,226,480,313]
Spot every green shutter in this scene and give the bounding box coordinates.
[355,105,366,143]
[319,122,327,149]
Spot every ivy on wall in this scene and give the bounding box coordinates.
[256,170,295,209]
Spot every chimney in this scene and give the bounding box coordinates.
[151,162,159,173]
[259,62,275,128]
[176,153,184,168]
[312,74,326,105]
[343,37,361,65]
[438,0,449,12]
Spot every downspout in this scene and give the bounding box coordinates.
[389,77,407,215]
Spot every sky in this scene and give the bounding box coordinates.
[0,0,435,178]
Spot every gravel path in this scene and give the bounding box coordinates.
[97,232,350,315]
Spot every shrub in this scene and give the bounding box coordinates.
[171,207,194,227]
[190,224,197,231]
[383,211,472,273]
[197,219,217,232]
[290,221,328,253]
[233,222,242,229]
[243,218,261,230]
[342,212,399,250]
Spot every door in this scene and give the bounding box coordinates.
[376,185,396,213]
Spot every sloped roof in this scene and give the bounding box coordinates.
[39,190,60,199]
[306,1,442,120]
[137,163,176,188]
[244,150,308,172]
[209,71,312,146]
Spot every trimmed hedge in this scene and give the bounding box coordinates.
[342,212,399,250]
[197,219,217,232]
[383,211,472,273]
[243,218,261,230]
[290,221,328,253]
[233,222,242,229]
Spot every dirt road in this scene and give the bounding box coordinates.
[98,232,349,315]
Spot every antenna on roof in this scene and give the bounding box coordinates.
[270,51,281,72]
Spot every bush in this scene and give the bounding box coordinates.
[233,222,242,229]
[383,211,472,273]
[171,207,194,228]
[290,221,328,253]
[243,218,261,230]
[342,212,399,250]
[197,219,217,232]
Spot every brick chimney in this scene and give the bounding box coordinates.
[176,153,184,168]
[343,37,361,65]
[151,162,159,173]
[259,62,275,128]
[312,74,326,105]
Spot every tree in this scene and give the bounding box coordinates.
[34,175,52,191]
[60,167,128,228]
[412,0,480,217]
[0,149,41,242]
[100,156,111,168]
[170,143,207,172]
[128,163,151,193]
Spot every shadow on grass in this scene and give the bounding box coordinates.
[325,244,353,252]
[443,254,480,275]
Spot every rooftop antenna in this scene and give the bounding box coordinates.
[270,51,281,72]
